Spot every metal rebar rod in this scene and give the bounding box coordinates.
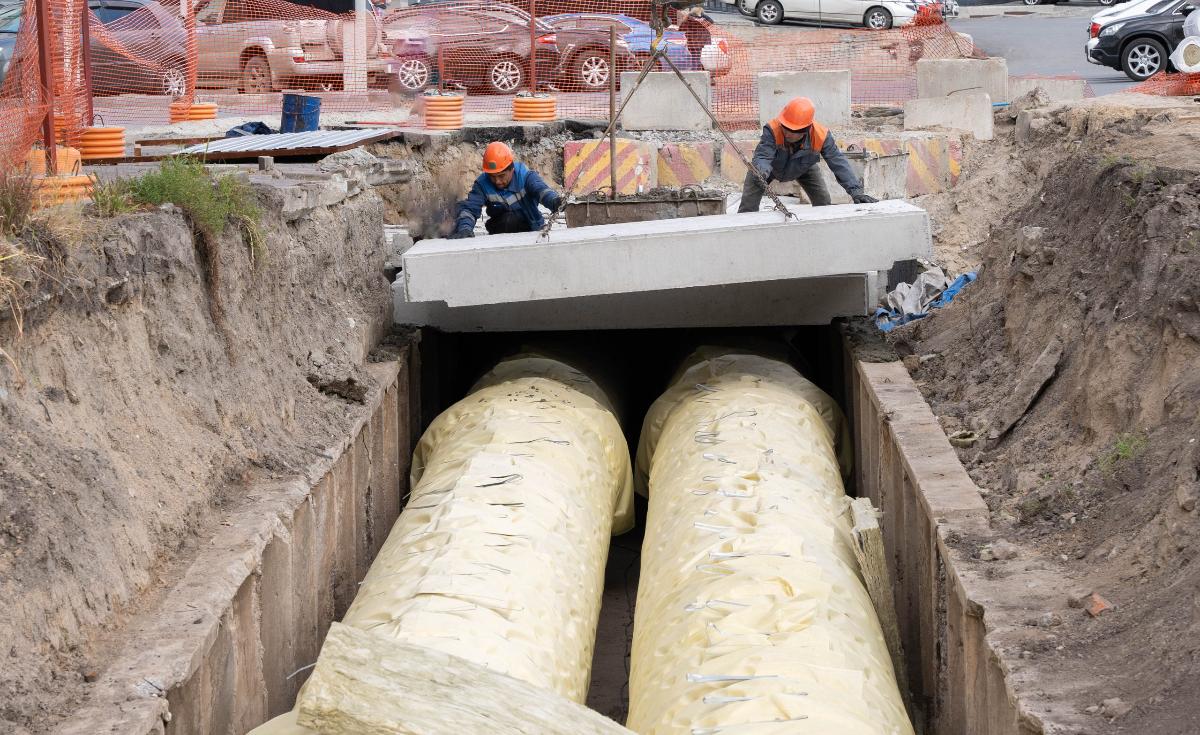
[656,51,793,218]
[609,25,617,196]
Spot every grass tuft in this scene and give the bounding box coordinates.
[1099,432,1147,475]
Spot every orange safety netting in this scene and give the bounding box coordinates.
[0,0,51,170]
[4,0,989,166]
[1127,70,1200,97]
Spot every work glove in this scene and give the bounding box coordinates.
[448,228,474,240]
[852,192,879,204]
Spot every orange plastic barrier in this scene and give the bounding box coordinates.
[78,126,127,160]
[513,94,557,121]
[423,93,465,130]
[23,146,83,176]
[33,174,94,208]
[168,102,218,123]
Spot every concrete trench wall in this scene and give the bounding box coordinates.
[846,355,1038,735]
[55,353,419,735]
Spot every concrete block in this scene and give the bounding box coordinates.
[719,140,758,183]
[904,93,994,141]
[619,71,712,131]
[563,139,655,195]
[917,58,1009,103]
[657,142,715,187]
[757,70,852,128]
[394,273,884,330]
[402,201,931,308]
[1008,76,1087,103]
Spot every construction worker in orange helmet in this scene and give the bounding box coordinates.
[738,97,878,213]
[449,142,565,238]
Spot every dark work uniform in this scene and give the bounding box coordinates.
[738,124,865,212]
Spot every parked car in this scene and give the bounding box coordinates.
[0,1,18,88]
[726,0,921,29]
[191,0,389,93]
[91,0,189,96]
[383,2,560,93]
[0,0,187,96]
[542,14,668,89]
[1086,0,1194,80]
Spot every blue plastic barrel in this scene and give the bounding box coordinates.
[280,93,322,133]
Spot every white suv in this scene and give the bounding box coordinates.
[731,0,921,29]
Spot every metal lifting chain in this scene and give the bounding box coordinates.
[539,7,793,241]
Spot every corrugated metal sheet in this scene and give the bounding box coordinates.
[178,129,401,157]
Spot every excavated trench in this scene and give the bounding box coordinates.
[63,320,1012,735]
[19,113,1111,735]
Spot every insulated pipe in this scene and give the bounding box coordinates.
[252,355,633,734]
[628,348,913,735]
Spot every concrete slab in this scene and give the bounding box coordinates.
[393,273,886,331]
[1009,76,1087,102]
[904,93,994,141]
[757,70,852,128]
[916,58,1009,103]
[401,200,930,307]
[619,71,712,131]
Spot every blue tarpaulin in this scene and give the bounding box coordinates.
[874,271,977,332]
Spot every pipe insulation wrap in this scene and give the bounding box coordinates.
[627,349,913,735]
[251,355,633,734]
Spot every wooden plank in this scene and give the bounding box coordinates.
[297,623,635,735]
[851,497,912,714]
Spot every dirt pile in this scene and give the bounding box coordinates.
[897,99,1200,732]
[0,183,391,732]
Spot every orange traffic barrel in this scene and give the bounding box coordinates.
[169,101,218,123]
[513,94,556,122]
[79,126,127,160]
[32,174,94,208]
[423,93,464,130]
[23,146,83,177]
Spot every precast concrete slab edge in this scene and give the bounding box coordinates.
[53,358,410,735]
[392,274,879,331]
[848,352,1097,735]
[403,202,932,307]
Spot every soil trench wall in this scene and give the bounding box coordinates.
[847,353,1034,735]
[54,355,416,735]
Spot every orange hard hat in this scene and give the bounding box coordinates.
[482,142,514,173]
[776,97,815,131]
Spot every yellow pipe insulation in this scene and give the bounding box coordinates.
[627,348,913,735]
[251,355,633,734]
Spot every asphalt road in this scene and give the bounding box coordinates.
[948,11,1141,94]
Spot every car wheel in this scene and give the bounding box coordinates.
[487,57,524,94]
[161,64,186,98]
[864,6,892,29]
[240,54,272,94]
[574,51,610,91]
[1022,0,1040,5]
[736,0,756,15]
[1122,37,1166,81]
[1097,0,1116,5]
[756,0,784,25]
[393,56,432,92]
